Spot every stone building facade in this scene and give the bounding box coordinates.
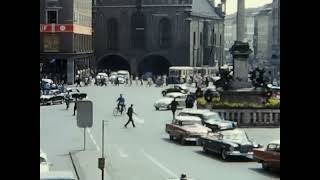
[93,0,225,76]
[40,0,94,84]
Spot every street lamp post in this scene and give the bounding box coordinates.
[99,120,108,180]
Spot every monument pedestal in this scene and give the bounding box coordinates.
[229,41,252,89]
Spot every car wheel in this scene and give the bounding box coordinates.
[221,149,229,160]
[262,161,269,170]
[169,135,174,140]
[155,107,159,110]
[180,136,185,145]
[162,91,166,96]
[203,146,209,153]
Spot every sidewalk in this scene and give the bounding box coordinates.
[70,150,106,180]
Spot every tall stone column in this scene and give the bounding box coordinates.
[237,0,245,41]
[67,58,75,85]
[229,0,252,89]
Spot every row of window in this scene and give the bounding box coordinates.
[106,14,172,49]
[74,34,92,52]
[46,9,91,27]
[193,32,222,47]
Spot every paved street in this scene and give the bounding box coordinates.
[40,84,280,180]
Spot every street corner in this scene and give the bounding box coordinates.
[69,150,102,180]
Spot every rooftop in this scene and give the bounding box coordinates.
[191,0,222,19]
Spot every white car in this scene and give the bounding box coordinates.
[178,108,237,131]
[109,72,118,82]
[40,149,50,173]
[154,92,187,110]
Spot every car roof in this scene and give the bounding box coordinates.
[40,171,75,179]
[180,108,211,115]
[166,92,186,97]
[175,116,202,122]
[269,140,280,145]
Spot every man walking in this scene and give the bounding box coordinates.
[124,104,136,128]
[170,98,179,120]
[73,99,77,116]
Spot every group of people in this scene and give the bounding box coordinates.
[116,94,137,128]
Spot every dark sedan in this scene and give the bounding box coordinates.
[199,129,261,161]
[161,86,188,96]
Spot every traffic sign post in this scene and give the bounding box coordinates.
[76,100,93,151]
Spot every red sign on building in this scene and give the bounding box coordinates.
[40,24,74,33]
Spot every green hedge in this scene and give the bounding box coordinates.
[211,98,280,109]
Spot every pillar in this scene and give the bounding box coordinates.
[237,0,245,41]
[67,58,75,85]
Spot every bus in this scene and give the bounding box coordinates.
[169,66,194,78]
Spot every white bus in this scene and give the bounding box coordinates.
[169,66,194,77]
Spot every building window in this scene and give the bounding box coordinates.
[214,33,216,46]
[131,11,146,49]
[220,34,222,46]
[159,18,171,48]
[107,18,118,50]
[193,32,196,46]
[46,10,58,24]
[200,32,203,46]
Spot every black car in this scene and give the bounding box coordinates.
[199,129,261,161]
[162,86,187,96]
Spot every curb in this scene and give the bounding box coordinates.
[69,152,81,180]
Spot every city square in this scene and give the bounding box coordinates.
[41,84,280,180]
[40,0,280,179]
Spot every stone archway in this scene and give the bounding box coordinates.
[138,55,171,76]
[97,54,131,73]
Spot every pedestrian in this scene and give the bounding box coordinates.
[73,99,77,116]
[65,92,71,110]
[170,98,179,120]
[135,76,139,86]
[180,173,188,180]
[124,104,137,128]
[76,76,81,87]
[205,77,209,87]
[130,76,133,86]
[140,77,143,86]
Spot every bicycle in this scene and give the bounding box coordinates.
[113,105,126,116]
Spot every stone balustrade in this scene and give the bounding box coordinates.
[211,108,280,127]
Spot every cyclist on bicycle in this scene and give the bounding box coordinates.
[116,94,125,114]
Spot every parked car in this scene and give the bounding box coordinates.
[199,129,261,160]
[253,140,280,171]
[40,149,50,173]
[109,72,118,82]
[154,92,187,110]
[40,171,75,180]
[177,109,237,131]
[161,85,188,96]
[166,116,211,145]
[95,73,108,86]
[40,89,64,105]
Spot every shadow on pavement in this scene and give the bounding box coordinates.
[193,150,253,163]
[248,167,280,178]
[161,137,199,146]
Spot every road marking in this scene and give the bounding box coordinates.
[114,144,129,158]
[141,149,178,177]
[86,128,101,152]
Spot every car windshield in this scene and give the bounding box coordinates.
[205,114,222,121]
[221,131,248,141]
